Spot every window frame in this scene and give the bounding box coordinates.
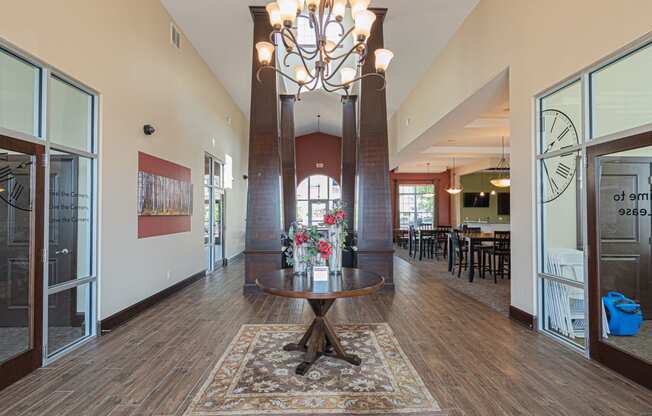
[296,175,341,227]
[0,38,100,365]
[398,183,435,227]
[534,35,652,355]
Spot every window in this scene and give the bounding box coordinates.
[537,81,586,349]
[590,42,652,138]
[0,43,98,363]
[0,48,40,136]
[296,175,341,227]
[399,184,435,227]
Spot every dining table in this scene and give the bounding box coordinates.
[447,231,497,282]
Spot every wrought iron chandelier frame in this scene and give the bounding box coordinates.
[256,0,389,99]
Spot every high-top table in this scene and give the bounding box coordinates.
[256,268,384,375]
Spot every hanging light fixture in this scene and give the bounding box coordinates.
[490,136,511,188]
[256,0,394,100]
[446,158,463,195]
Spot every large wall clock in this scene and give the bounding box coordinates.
[541,109,579,203]
[0,158,33,212]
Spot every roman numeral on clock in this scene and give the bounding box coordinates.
[10,183,23,201]
[556,162,571,179]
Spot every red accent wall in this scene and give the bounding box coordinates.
[138,152,192,239]
[390,171,452,228]
[296,133,342,184]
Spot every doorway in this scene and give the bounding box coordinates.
[587,130,652,389]
[0,135,45,390]
[204,154,225,272]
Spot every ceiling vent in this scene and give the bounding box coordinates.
[170,23,181,49]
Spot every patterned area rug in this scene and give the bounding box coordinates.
[185,323,441,415]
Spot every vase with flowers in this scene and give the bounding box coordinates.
[323,201,347,274]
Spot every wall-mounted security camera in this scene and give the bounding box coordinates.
[143,124,156,136]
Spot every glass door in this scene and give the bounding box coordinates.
[0,135,44,390]
[587,132,652,389]
[204,154,225,272]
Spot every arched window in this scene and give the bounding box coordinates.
[296,175,341,227]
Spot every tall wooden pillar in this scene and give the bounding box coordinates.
[357,8,394,287]
[280,95,297,230]
[244,6,282,291]
[341,95,357,245]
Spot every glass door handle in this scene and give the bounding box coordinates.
[55,248,70,255]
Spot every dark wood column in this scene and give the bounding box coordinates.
[244,6,282,291]
[341,95,357,245]
[357,8,394,287]
[280,95,297,230]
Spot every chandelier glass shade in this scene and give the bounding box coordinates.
[256,0,394,99]
[490,137,511,188]
[446,158,463,195]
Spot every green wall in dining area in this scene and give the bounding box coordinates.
[460,172,510,224]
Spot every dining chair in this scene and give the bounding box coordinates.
[491,231,511,282]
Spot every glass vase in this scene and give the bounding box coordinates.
[293,243,306,275]
[328,224,343,274]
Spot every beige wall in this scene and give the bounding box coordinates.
[390,0,652,313]
[0,0,249,320]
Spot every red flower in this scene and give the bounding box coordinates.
[295,232,307,245]
[324,214,337,225]
[318,240,333,258]
[335,210,346,222]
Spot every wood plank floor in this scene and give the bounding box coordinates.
[0,255,650,415]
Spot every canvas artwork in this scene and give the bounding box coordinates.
[138,171,193,216]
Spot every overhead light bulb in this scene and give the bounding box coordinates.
[306,0,319,12]
[354,9,375,41]
[350,0,370,18]
[491,190,497,195]
[332,0,347,20]
[255,42,275,65]
[446,187,463,195]
[278,0,297,26]
[266,2,282,29]
[479,191,486,197]
[374,48,394,73]
[490,178,511,188]
[340,67,357,85]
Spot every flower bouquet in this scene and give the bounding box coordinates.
[323,201,348,274]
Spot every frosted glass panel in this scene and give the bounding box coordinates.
[591,42,652,138]
[49,76,93,152]
[540,81,582,154]
[0,49,39,136]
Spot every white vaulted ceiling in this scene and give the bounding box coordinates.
[160,0,479,136]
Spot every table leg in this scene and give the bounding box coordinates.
[283,299,361,375]
[447,235,453,272]
[467,238,475,282]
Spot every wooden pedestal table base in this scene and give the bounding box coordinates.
[255,268,384,376]
[283,299,361,375]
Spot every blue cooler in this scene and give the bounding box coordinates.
[603,292,643,336]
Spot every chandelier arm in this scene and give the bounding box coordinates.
[324,18,346,44]
[281,31,320,81]
[283,49,319,70]
[324,72,387,92]
[256,65,314,89]
[324,26,356,58]
[322,42,367,82]
[280,28,318,57]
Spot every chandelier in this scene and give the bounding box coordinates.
[446,158,463,195]
[255,0,394,99]
[489,137,511,188]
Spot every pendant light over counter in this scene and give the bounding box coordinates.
[490,136,511,188]
[446,158,463,195]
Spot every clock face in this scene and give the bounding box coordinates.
[541,109,579,203]
[0,157,34,212]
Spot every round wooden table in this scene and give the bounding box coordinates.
[256,268,385,375]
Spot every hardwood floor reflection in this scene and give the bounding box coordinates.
[0,256,650,415]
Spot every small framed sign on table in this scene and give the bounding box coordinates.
[312,266,330,282]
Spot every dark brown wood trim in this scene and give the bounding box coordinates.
[280,94,296,230]
[509,306,534,329]
[586,130,652,390]
[0,135,45,392]
[341,95,357,244]
[99,270,206,333]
